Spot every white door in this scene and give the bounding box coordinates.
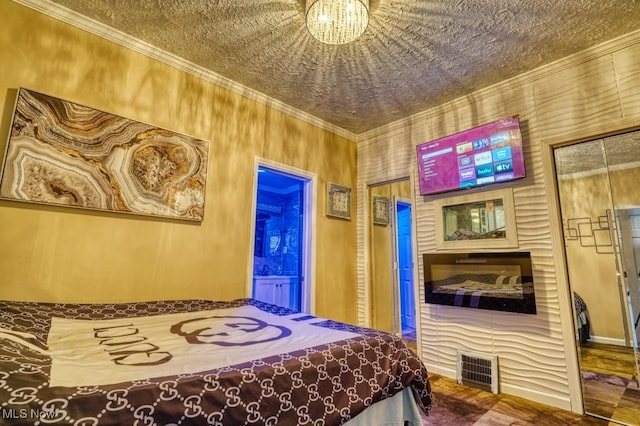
[618,208,640,342]
[631,235,640,335]
[616,207,640,388]
[395,198,416,334]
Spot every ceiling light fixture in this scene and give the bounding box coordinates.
[305,0,369,45]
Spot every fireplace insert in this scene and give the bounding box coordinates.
[423,252,536,314]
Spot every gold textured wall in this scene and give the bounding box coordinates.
[0,2,358,324]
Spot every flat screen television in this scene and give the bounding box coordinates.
[423,252,536,314]
[416,115,526,196]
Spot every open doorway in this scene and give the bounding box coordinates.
[251,164,313,313]
[395,198,416,340]
[368,178,417,347]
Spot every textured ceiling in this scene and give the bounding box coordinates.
[37,0,640,135]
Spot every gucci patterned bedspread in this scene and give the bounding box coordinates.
[0,299,432,425]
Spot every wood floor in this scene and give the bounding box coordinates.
[423,374,612,425]
[401,337,639,425]
[579,342,637,379]
[579,342,640,425]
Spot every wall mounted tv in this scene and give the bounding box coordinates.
[423,252,536,315]
[416,115,526,196]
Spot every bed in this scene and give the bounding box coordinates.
[0,298,431,425]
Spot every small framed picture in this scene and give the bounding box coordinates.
[327,182,351,220]
[372,195,390,226]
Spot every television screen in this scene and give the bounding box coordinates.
[416,116,525,196]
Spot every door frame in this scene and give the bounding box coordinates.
[247,157,317,314]
[363,175,421,350]
[614,208,640,348]
[393,196,416,336]
[544,120,640,414]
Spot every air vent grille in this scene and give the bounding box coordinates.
[457,351,499,394]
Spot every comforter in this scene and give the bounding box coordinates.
[0,298,431,425]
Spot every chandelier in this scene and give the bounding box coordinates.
[305,0,369,45]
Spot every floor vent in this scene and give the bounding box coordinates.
[457,351,499,394]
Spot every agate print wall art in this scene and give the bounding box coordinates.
[0,88,209,221]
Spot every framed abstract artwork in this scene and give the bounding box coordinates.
[0,88,209,221]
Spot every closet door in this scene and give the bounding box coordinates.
[554,131,640,424]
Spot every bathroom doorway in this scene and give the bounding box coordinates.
[251,164,313,312]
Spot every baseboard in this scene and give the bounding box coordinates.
[424,363,456,379]
[425,363,574,412]
[590,335,626,346]
[499,383,572,411]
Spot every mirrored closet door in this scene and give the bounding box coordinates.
[554,130,640,425]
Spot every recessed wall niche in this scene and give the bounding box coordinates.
[434,188,519,250]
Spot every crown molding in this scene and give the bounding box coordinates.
[11,0,358,142]
[359,28,640,142]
